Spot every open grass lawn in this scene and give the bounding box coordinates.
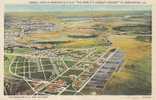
[41,60,52,65]
[63,69,83,76]
[16,66,24,72]
[64,60,76,68]
[29,66,38,72]
[13,47,33,54]
[42,65,53,70]
[29,62,38,67]
[31,72,45,80]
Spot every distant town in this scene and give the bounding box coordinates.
[4,8,151,95]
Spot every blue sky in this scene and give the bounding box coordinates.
[5,4,151,12]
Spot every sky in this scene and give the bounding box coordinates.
[5,4,151,12]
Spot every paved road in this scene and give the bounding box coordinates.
[77,49,124,93]
[76,49,119,93]
[31,49,97,95]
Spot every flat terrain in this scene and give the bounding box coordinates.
[103,35,151,95]
[111,35,151,61]
[4,11,151,95]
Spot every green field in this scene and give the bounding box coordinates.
[4,10,151,95]
[63,69,83,76]
[103,35,151,95]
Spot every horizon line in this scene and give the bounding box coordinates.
[5,4,151,12]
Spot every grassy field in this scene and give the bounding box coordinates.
[135,36,152,42]
[5,11,151,95]
[104,35,151,95]
[4,55,14,76]
[63,69,83,76]
[111,35,151,61]
[59,40,97,48]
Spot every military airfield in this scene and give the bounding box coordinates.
[4,5,151,95]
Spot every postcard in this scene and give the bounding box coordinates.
[1,0,156,99]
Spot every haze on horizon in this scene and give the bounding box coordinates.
[5,4,151,12]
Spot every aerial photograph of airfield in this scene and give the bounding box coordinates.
[4,5,151,95]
